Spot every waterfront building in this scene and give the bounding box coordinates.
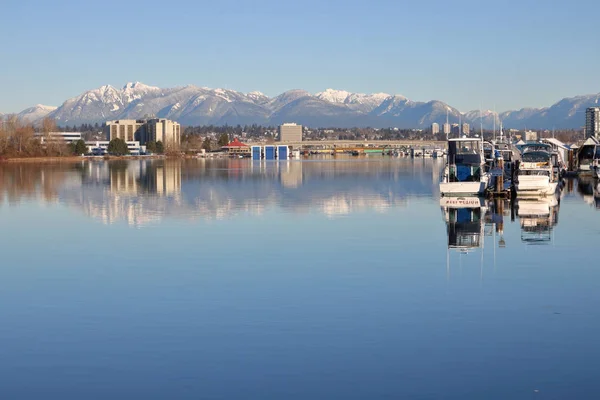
[223,138,251,156]
[105,118,181,146]
[462,123,470,135]
[35,131,82,144]
[431,123,440,135]
[586,107,600,139]
[279,123,303,142]
[443,123,451,136]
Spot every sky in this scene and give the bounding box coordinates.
[0,0,598,113]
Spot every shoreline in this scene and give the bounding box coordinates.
[0,155,168,163]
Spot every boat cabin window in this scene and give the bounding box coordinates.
[455,141,481,154]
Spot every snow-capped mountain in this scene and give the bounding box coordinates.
[6,82,599,129]
[316,89,393,113]
[17,104,58,124]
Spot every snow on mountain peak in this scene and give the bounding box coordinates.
[316,89,352,103]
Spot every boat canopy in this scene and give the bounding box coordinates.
[448,139,482,165]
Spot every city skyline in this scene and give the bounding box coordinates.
[1,0,598,112]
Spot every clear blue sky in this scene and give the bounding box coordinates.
[0,0,597,113]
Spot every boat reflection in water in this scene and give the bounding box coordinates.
[576,177,600,209]
[515,194,560,244]
[440,197,486,252]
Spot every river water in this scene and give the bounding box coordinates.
[1,157,599,399]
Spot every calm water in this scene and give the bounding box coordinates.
[1,157,600,399]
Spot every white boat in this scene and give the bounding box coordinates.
[439,137,490,196]
[515,143,560,197]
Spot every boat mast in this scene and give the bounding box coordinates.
[446,108,449,140]
[479,109,483,138]
[493,106,496,143]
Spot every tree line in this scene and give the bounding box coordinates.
[0,116,88,158]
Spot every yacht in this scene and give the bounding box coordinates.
[514,143,560,196]
[440,137,490,196]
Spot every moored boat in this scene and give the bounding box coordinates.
[439,137,490,196]
[515,143,559,196]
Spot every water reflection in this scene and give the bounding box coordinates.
[441,194,560,249]
[440,197,486,251]
[0,158,435,225]
[515,195,560,244]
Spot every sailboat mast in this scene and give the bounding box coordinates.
[479,109,483,138]
[446,108,449,140]
[493,107,496,142]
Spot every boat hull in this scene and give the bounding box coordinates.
[515,176,558,196]
[440,181,487,196]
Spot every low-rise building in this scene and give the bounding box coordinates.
[35,132,82,144]
[86,140,144,155]
[223,138,250,156]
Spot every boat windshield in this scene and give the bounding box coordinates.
[522,143,551,153]
[518,169,550,176]
[522,151,550,163]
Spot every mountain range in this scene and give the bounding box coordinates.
[6,82,600,130]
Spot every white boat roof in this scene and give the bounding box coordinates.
[581,137,600,146]
[448,137,482,142]
[542,138,570,150]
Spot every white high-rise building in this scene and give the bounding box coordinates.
[431,123,439,134]
[443,123,451,135]
[462,123,470,135]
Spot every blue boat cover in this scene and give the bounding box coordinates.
[457,165,472,181]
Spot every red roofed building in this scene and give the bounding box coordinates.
[223,138,251,157]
